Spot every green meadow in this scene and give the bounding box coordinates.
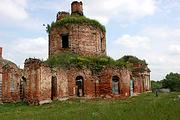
[0,92,180,120]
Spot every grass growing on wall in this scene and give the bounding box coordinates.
[44,52,117,74]
[117,55,148,73]
[44,52,147,74]
[0,92,180,120]
[46,15,106,33]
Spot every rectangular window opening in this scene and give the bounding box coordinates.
[62,35,69,48]
[100,38,103,50]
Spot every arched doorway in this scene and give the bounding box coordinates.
[75,76,84,97]
[112,76,120,94]
[130,80,134,96]
[51,76,57,100]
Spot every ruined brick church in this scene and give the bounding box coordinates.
[0,1,151,104]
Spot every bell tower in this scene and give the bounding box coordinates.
[48,1,106,57]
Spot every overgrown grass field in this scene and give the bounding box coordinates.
[0,92,180,120]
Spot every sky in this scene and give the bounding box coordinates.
[0,0,180,81]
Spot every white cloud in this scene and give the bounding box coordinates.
[0,0,28,21]
[109,26,180,80]
[142,27,180,41]
[168,45,180,55]
[0,0,46,31]
[25,0,157,25]
[114,34,151,49]
[83,0,157,24]
[146,52,180,80]
[137,26,180,80]
[156,0,180,11]
[1,37,48,68]
[14,37,48,55]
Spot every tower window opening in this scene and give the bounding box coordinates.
[62,35,69,48]
[100,38,103,50]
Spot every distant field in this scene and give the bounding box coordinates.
[0,92,180,120]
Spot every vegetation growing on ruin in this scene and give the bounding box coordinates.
[0,58,18,69]
[46,15,106,33]
[44,52,147,74]
[117,55,148,73]
[44,52,116,74]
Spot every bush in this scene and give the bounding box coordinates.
[44,52,147,75]
[116,55,147,73]
[44,52,116,74]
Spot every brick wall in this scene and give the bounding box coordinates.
[23,59,43,104]
[56,68,69,98]
[49,24,106,57]
[56,12,70,21]
[23,58,145,104]
[39,65,52,102]
[66,68,95,97]
[71,1,83,15]
[2,66,21,102]
[133,75,145,94]
[99,68,131,97]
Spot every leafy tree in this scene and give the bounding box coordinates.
[151,80,162,90]
[162,72,180,91]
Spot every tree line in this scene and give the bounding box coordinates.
[151,72,180,92]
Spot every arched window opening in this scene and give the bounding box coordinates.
[130,80,134,96]
[112,76,120,94]
[75,76,84,97]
